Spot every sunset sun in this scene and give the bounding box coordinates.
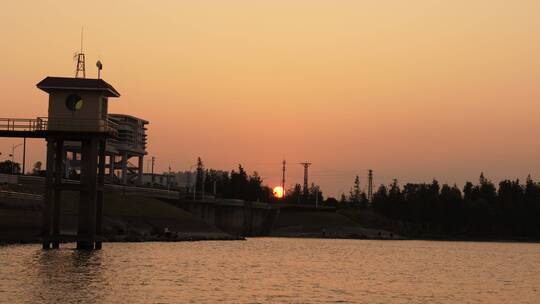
[272,186,284,199]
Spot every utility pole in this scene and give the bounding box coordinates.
[353,175,360,203]
[282,159,286,193]
[167,164,171,194]
[11,143,22,174]
[299,162,312,201]
[151,156,155,187]
[22,138,26,175]
[368,169,373,204]
[201,170,205,201]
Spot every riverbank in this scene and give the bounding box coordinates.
[271,207,404,240]
[0,185,240,245]
[336,207,540,243]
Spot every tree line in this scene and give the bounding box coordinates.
[368,173,540,238]
[194,157,273,202]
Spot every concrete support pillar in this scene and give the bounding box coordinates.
[95,139,106,250]
[77,137,98,250]
[137,155,144,185]
[42,135,104,251]
[41,139,55,249]
[52,139,63,249]
[121,152,128,185]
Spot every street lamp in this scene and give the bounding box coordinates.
[167,164,172,196]
[10,143,22,174]
[185,164,197,200]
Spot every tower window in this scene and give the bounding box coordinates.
[65,94,84,112]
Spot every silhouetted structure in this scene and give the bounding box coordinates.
[0,76,120,250]
[299,162,312,199]
[282,160,286,195]
[75,28,85,78]
[368,169,373,203]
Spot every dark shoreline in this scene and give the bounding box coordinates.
[3,234,540,247]
[0,235,244,246]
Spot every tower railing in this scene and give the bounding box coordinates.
[0,117,117,135]
[0,118,47,131]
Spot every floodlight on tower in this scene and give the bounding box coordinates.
[96,60,103,79]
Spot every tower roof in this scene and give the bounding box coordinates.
[36,77,120,97]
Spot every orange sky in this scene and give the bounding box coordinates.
[1,1,540,196]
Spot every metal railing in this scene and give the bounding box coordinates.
[0,118,47,132]
[18,175,180,199]
[0,117,118,135]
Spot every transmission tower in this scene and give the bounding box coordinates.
[75,27,86,78]
[368,169,373,204]
[299,162,312,197]
[282,159,286,193]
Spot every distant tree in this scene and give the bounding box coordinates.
[284,183,302,204]
[463,181,475,201]
[347,175,368,208]
[229,165,249,199]
[247,171,263,201]
[0,160,20,174]
[372,184,389,214]
[308,183,324,205]
[478,173,497,204]
[367,173,540,238]
[324,197,339,207]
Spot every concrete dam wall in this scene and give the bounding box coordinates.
[163,199,280,237]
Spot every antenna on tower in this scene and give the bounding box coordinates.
[75,27,86,78]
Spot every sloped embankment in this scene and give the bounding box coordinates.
[0,186,237,243]
[272,207,401,239]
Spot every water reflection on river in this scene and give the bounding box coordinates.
[1,238,539,303]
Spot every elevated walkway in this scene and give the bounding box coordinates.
[0,117,118,138]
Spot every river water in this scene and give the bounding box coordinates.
[0,238,539,303]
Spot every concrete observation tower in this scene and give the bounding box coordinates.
[36,76,121,249]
